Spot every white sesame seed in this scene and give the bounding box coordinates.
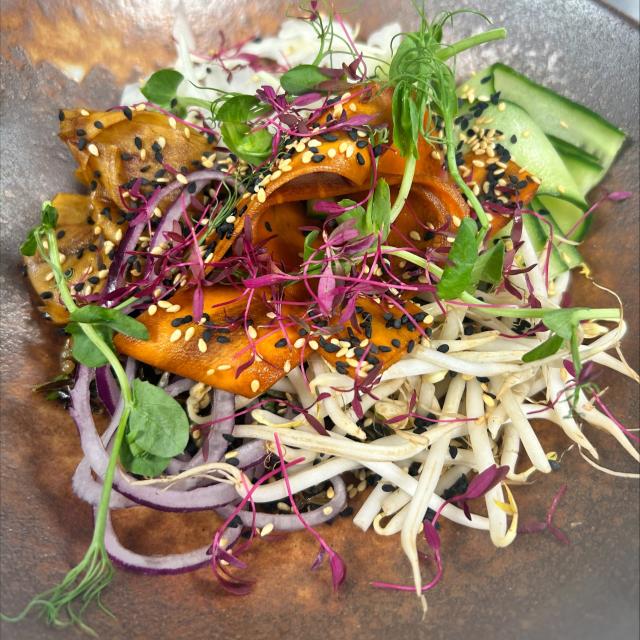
[301,150,313,164]
[80,108,90,116]
[218,364,232,371]
[327,148,336,158]
[472,159,486,168]
[283,359,292,373]
[308,339,319,350]
[184,326,195,342]
[103,240,114,254]
[183,126,191,138]
[260,523,274,537]
[322,506,333,516]
[558,185,566,194]
[176,173,188,185]
[247,325,258,340]
[257,188,266,203]
[168,117,176,129]
[451,215,462,227]
[345,145,354,158]
[498,102,506,112]
[114,228,123,243]
[409,230,421,242]
[167,304,181,313]
[560,120,569,129]
[522,130,531,138]
[198,338,207,353]
[293,337,306,349]
[169,329,182,343]
[87,143,99,157]
[250,379,260,394]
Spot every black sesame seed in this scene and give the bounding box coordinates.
[275,338,287,348]
[56,230,66,239]
[355,152,365,165]
[134,136,143,150]
[449,445,458,459]
[391,338,401,348]
[58,110,65,121]
[187,182,197,194]
[216,335,231,344]
[227,457,240,467]
[464,325,474,336]
[437,344,450,353]
[510,134,518,144]
[88,276,99,285]
[381,483,394,492]
[77,138,87,151]
[94,120,104,129]
[229,515,242,528]
[378,345,392,353]
[122,106,133,120]
[356,139,368,149]
[74,282,85,292]
[311,154,325,163]
[76,128,86,136]
[335,361,348,374]
[40,291,54,299]
[407,340,415,353]
[265,221,272,232]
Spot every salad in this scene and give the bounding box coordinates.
[3,2,638,634]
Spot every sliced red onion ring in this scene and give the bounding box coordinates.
[188,389,235,467]
[70,365,264,512]
[95,365,119,415]
[100,511,241,575]
[72,458,135,510]
[216,476,347,531]
[164,376,195,397]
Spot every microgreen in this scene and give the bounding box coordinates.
[436,217,479,299]
[127,379,190,459]
[215,94,274,165]
[7,204,189,632]
[280,64,334,95]
[141,69,212,115]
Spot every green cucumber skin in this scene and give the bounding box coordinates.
[491,63,626,171]
[458,100,587,209]
[532,197,586,263]
[522,214,571,278]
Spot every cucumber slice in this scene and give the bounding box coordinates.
[550,137,605,196]
[522,214,571,279]
[459,100,587,209]
[456,66,494,102]
[524,198,584,273]
[536,195,591,242]
[492,63,626,172]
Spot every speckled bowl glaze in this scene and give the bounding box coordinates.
[0,2,638,639]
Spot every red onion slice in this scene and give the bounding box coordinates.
[70,365,263,512]
[100,511,242,575]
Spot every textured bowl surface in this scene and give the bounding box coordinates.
[0,2,638,639]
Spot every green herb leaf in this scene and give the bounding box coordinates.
[436,217,479,299]
[221,122,273,165]
[20,228,38,256]
[368,178,392,239]
[303,229,320,261]
[128,379,189,458]
[522,333,564,362]
[216,94,270,122]
[41,201,58,228]
[140,69,184,106]
[119,436,171,477]
[66,323,114,367]
[70,305,149,340]
[541,309,579,340]
[472,240,505,286]
[280,64,331,95]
